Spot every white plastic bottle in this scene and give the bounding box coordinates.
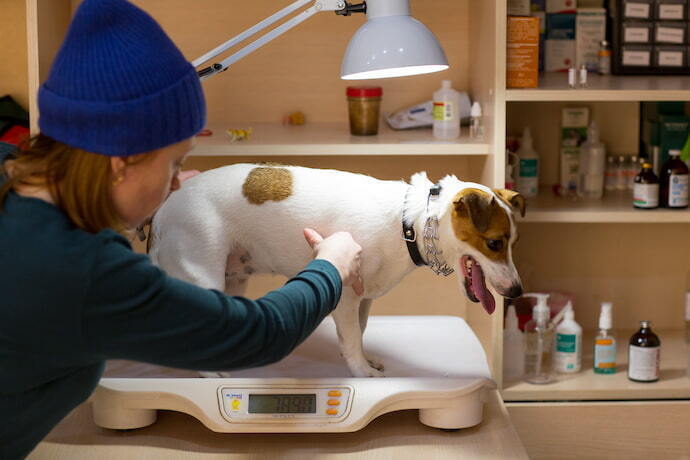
[554,302,582,373]
[523,293,555,384]
[594,302,617,374]
[503,304,525,381]
[578,121,606,199]
[432,80,460,140]
[469,101,484,140]
[516,126,539,198]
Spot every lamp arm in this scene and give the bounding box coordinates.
[194,0,363,81]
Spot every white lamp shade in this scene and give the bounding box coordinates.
[340,15,449,80]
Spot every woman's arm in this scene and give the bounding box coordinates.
[81,231,342,370]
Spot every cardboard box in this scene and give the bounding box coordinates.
[622,0,654,20]
[546,13,576,39]
[655,22,687,44]
[547,0,577,13]
[509,0,532,16]
[576,8,606,70]
[545,39,576,71]
[560,107,590,192]
[507,16,541,88]
[621,45,653,66]
[655,46,687,67]
[655,0,687,20]
[622,21,654,43]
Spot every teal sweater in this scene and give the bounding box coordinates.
[0,153,342,459]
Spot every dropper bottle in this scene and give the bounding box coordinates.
[523,293,555,384]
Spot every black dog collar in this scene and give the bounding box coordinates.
[402,184,441,267]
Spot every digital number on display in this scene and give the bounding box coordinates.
[248,394,317,414]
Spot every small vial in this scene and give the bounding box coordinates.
[579,65,588,88]
[604,155,617,191]
[469,102,484,140]
[627,155,639,190]
[598,40,611,75]
[568,67,577,88]
[616,155,628,190]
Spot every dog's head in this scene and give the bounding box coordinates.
[416,174,525,315]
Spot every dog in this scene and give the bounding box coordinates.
[148,164,525,377]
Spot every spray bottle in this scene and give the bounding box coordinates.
[516,126,539,198]
[503,304,525,381]
[594,302,617,374]
[523,293,555,384]
[554,302,582,373]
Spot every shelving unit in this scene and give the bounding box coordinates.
[507,72,690,102]
[192,122,492,156]
[503,329,690,401]
[520,189,690,223]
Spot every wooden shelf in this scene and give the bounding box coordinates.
[190,123,492,157]
[502,329,690,402]
[506,73,690,102]
[519,189,690,223]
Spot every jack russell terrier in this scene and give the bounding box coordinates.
[148,164,526,377]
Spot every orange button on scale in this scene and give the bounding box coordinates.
[328,390,342,397]
[326,408,339,415]
[327,399,340,406]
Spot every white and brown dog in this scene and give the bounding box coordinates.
[148,164,525,377]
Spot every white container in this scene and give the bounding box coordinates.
[516,126,539,197]
[576,8,606,71]
[555,302,582,373]
[578,121,606,199]
[503,304,525,381]
[432,80,460,140]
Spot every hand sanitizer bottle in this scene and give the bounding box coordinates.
[594,302,617,374]
[432,80,460,140]
[523,293,555,384]
[503,304,525,382]
[555,302,582,373]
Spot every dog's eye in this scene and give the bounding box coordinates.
[486,239,504,252]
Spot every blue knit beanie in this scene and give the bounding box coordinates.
[38,0,206,157]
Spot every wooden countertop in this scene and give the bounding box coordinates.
[29,390,527,459]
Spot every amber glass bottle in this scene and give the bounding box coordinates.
[659,150,689,209]
[633,162,659,209]
[628,321,661,383]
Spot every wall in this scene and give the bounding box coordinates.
[0,0,29,110]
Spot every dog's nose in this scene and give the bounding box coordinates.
[505,284,523,299]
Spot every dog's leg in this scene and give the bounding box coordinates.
[332,291,384,377]
[357,299,384,372]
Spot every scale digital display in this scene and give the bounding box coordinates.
[248,394,317,414]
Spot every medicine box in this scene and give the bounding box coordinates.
[655,0,687,20]
[531,0,547,12]
[546,13,576,39]
[547,0,577,13]
[560,107,590,192]
[622,21,654,43]
[507,16,541,88]
[622,0,654,20]
[576,8,606,70]
[545,39,576,71]
[655,22,687,44]
[509,0,532,16]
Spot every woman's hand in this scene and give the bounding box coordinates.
[303,228,364,296]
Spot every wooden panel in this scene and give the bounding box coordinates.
[506,101,640,187]
[0,0,29,110]
[507,401,690,459]
[514,222,690,331]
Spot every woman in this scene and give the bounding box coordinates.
[0,0,363,457]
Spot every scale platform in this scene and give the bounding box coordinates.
[93,316,495,433]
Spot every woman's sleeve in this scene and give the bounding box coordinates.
[81,233,342,371]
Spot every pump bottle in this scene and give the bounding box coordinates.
[523,293,555,384]
[594,302,617,374]
[554,302,582,373]
[503,304,525,381]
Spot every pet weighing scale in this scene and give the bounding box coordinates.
[92,316,495,433]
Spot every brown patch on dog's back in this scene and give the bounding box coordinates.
[242,167,293,204]
[451,189,512,262]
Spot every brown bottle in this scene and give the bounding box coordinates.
[633,162,659,209]
[628,321,661,383]
[659,150,689,208]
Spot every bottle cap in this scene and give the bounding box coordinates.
[346,86,382,98]
[505,304,519,331]
[640,320,651,328]
[471,101,482,117]
[599,302,613,329]
[524,293,551,324]
[642,162,652,169]
[669,149,681,157]
[520,126,533,151]
[564,302,574,321]
[442,80,451,89]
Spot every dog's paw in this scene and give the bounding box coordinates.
[350,365,385,378]
[366,354,385,372]
[200,371,231,378]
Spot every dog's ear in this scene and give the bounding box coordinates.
[453,189,497,234]
[493,189,526,218]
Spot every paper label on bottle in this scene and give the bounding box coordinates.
[628,345,660,381]
[659,4,684,19]
[625,3,650,18]
[668,173,689,207]
[624,27,649,43]
[433,102,455,121]
[622,50,651,66]
[594,339,616,373]
[555,333,580,372]
[633,183,659,208]
[656,27,685,44]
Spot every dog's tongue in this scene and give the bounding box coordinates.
[471,259,495,315]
